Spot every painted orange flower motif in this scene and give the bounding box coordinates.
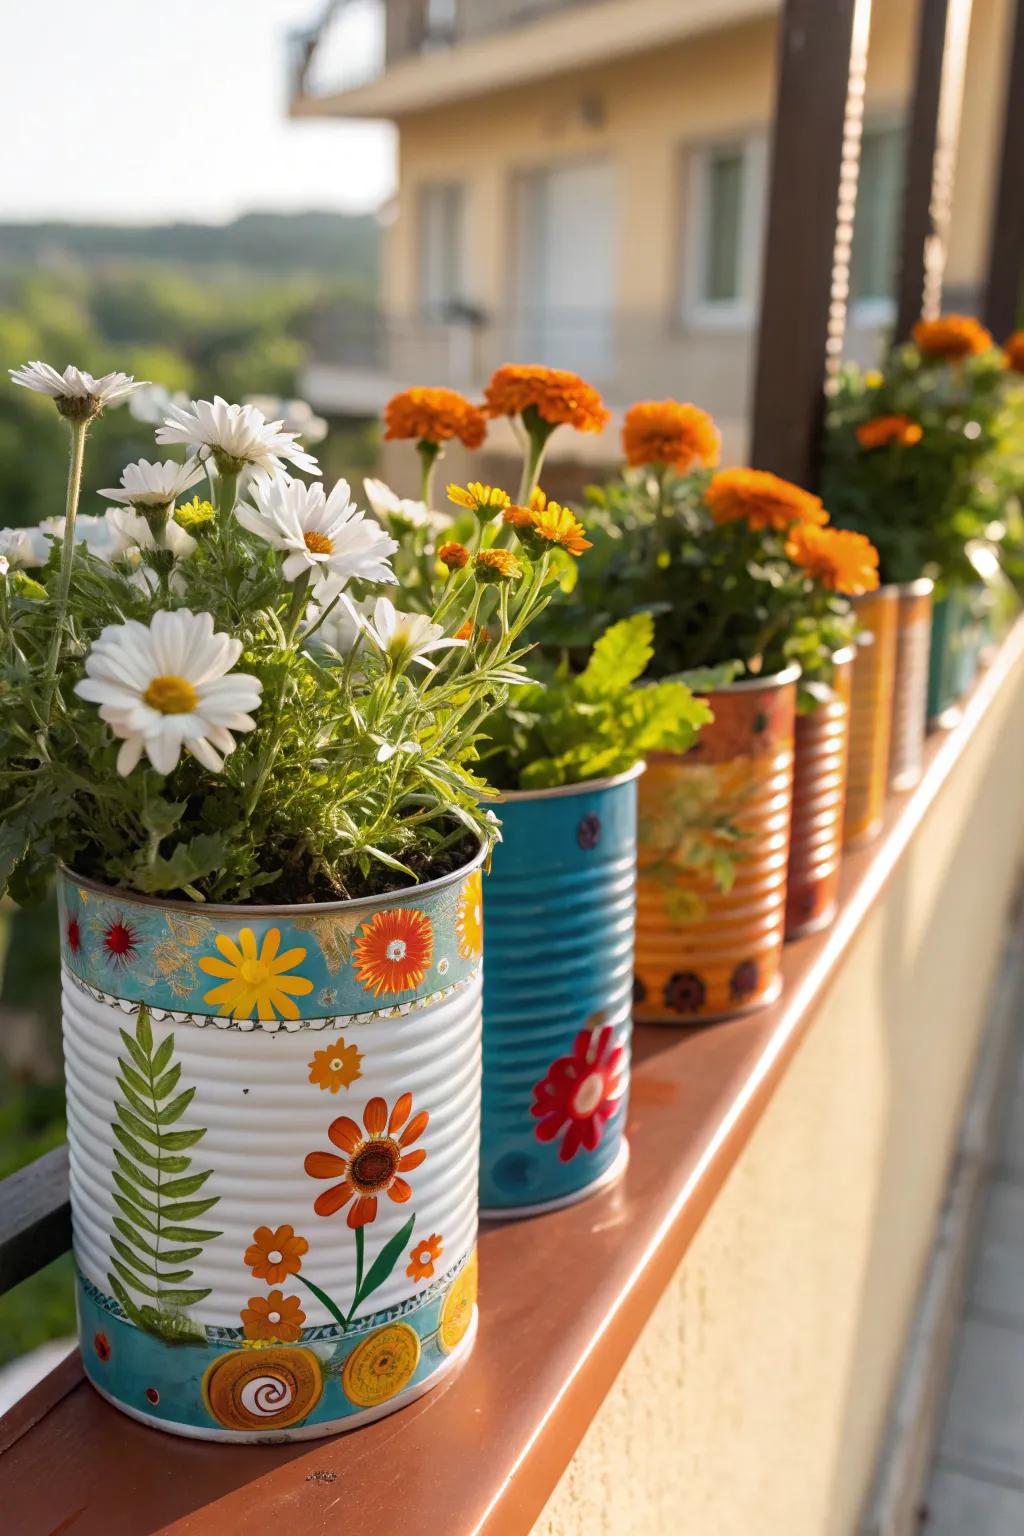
[705,468,828,532]
[304,1092,429,1228]
[406,1233,444,1282]
[308,1038,363,1093]
[456,870,483,961]
[1005,331,1024,373]
[240,1290,306,1343]
[912,314,993,360]
[383,387,486,448]
[785,525,880,596]
[483,364,609,433]
[856,414,923,450]
[352,907,433,998]
[621,399,721,472]
[244,1224,310,1284]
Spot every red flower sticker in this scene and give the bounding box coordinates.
[93,1331,111,1362]
[103,916,140,967]
[531,1024,625,1162]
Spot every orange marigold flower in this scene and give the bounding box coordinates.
[912,314,993,361]
[1005,331,1024,373]
[474,548,523,584]
[406,1233,444,1282]
[383,387,486,448]
[621,399,721,472]
[447,481,510,515]
[455,620,490,643]
[706,468,827,532]
[520,500,592,557]
[244,1224,310,1284]
[785,525,880,596]
[856,414,924,450]
[438,541,470,571]
[240,1290,305,1344]
[502,505,534,531]
[308,1038,363,1094]
[483,364,609,433]
[352,907,433,998]
[304,1092,429,1229]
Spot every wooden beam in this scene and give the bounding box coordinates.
[894,0,974,340]
[750,0,873,488]
[983,0,1024,340]
[0,1146,70,1295]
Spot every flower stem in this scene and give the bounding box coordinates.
[517,414,555,504]
[417,440,441,507]
[42,418,88,723]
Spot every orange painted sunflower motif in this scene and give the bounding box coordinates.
[304,1092,429,1228]
[621,399,721,472]
[406,1233,444,1282]
[455,870,483,961]
[352,907,433,998]
[705,468,828,532]
[244,1224,309,1284]
[383,386,486,448]
[785,525,880,596]
[912,314,993,360]
[856,414,923,450]
[308,1037,363,1093]
[240,1290,305,1344]
[483,364,609,433]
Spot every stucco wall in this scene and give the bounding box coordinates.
[529,645,1024,1536]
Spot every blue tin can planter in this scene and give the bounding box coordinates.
[479,766,641,1217]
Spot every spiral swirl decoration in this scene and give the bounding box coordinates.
[203,1347,324,1432]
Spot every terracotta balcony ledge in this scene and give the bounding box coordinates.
[2,616,1024,1536]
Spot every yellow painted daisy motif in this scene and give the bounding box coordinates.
[199,927,314,1021]
[455,870,483,961]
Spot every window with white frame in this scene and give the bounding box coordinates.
[418,181,466,318]
[850,122,905,310]
[684,135,768,323]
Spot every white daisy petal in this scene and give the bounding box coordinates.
[155,395,321,477]
[10,361,145,412]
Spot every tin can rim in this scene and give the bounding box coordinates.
[853,584,901,605]
[58,836,489,918]
[893,577,935,597]
[697,661,801,696]
[494,760,646,804]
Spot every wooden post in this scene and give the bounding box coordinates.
[983,0,1024,340]
[750,0,873,488]
[894,0,974,340]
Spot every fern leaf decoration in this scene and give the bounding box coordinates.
[107,1004,220,1344]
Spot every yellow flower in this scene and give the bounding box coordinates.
[455,870,483,960]
[447,482,511,516]
[199,927,314,1021]
[524,500,592,557]
[474,548,523,584]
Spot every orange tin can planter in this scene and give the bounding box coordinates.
[785,647,854,940]
[633,666,798,1024]
[843,586,899,847]
[889,578,934,792]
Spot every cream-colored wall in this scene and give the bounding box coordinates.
[529,644,1024,1536]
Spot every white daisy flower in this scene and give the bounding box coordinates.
[236,474,398,587]
[156,395,321,477]
[9,361,145,418]
[104,507,197,561]
[128,383,191,427]
[39,513,121,562]
[363,477,448,533]
[0,526,50,569]
[0,555,8,579]
[246,395,329,446]
[100,458,204,510]
[74,609,262,777]
[359,595,466,671]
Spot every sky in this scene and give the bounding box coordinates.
[2,0,396,224]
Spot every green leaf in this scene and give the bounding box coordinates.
[136,1006,153,1056]
[109,1237,193,1285]
[158,1126,208,1151]
[577,613,654,699]
[355,1214,416,1312]
[162,1224,222,1243]
[115,1077,160,1125]
[110,1257,160,1298]
[116,1060,151,1100]
[161,1197,219,1222]
[118,1028,151,1076]
[157,1087,197,1126]
[152,1063,182,1100]
[112,1149,159,1194]
[112,1170,158,1213]
[114,1103,162,1147]
[151,1035,175,1077]
[156,1287,212,1306]
[159,1170,213,1200]
[129,834,228,896]
[112,1193,158,1235]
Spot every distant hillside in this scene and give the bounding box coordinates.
[0,211,381,287]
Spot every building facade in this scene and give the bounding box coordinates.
[291,0,1014,486]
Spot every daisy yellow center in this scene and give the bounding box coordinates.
[144,674,199,714]
[304,531,334,555]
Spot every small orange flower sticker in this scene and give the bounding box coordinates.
[406,1233,444,1282]
[352,908,434,998]
[240,1290,306,1344]
[304,1092,429,1228]
[456,871,483,961]
[308,1038,363,1093]
[244,1224,310,1285]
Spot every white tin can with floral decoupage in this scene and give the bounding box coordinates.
[59,850,484,1442]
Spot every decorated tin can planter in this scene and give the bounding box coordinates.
[843,586,898,847]
[634,667,798,1024]
[57,853,485,1442]
[785,648,854,940]
[479,769,639,1216]
[927,584,985,723]
[889,578,934,791]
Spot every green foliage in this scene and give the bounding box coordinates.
[822,345,1024,588]
[107,1006,219,1344]
[481,613,712,790]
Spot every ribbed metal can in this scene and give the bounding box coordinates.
[479,769,639,1215]
[844,586,899,846]
[927,584,985,723]
[56,854,485,1442]
[633,668,797,1023]
[785,648,854,940]
[889,578,933,790]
